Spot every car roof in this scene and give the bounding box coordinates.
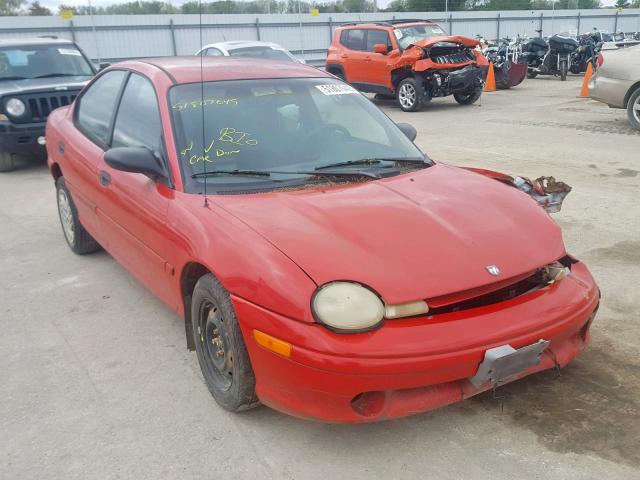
[201,41,288,51]
[0,37,75,47]
[120,56,329,83]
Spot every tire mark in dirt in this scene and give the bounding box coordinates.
[471,340,640,467]
[583,240,640,264]
[490,118,640,135]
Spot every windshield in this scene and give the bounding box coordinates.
[228,47,295,62]
[395,24,448,50]
[0,44,93,80]
[169,78,426,193]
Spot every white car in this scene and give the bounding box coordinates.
[195,41,304,63]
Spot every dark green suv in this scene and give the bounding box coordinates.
[0,38,96,171]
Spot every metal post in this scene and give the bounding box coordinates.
[298,1,304,56]
[328,16,333,44]
[69,20,76,42]
[169,19,177,56]
[255,18,261,41]
[448,13,453,35]
[613,11,619,33]
[88,0,101,64]
[539,13,544,38]
[577,12,581,35]
[496,13,500,42]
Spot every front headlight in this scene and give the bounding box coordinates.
[5,98,26,117]
[312,281,384,332]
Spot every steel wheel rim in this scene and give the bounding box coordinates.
[633,96,640,123]
[198,300,233,392]
[57,189,75,245]
[398,83,416,108]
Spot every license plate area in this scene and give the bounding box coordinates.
[469,339,549,388]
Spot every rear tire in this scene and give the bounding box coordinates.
[55,177,100,254]
[560,61,568,81]
[396,77,424,112]
[0,152,15,172]
[627,87,640,131]
[191,273,259,412]
[527,71,538,79]
[454,88,482,105]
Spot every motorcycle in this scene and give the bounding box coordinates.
[482,36,527,89]
[520,34,579,81]
[571,33,603,74]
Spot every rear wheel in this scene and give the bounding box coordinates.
[0,152,14,172]
[454,88,482,105]
[627,87,640,131]
[527,71,538,79]
[560,60,568,81]
[396,77,423,112]
[191,273,259,412]
[55,177,100,254]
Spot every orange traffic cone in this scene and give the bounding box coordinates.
[579,62,594,98]
[484,62,496,92]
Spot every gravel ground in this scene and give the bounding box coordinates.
[1,74,638,480]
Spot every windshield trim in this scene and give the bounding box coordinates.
[167,77,429,195]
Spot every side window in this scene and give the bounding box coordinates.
[341,29,366,51]
[366,30,391,52]
[76,70,126,147]
[111,73,162,154]
[206,48,223,57]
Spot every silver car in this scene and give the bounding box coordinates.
[589,45,640,130]
[195,40,304,63]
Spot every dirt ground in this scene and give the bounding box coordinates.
[1,74,638,480]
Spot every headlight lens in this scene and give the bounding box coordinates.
[312,282,384,332]
[5,98,26,117]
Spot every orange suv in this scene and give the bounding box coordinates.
[326,20,488,112]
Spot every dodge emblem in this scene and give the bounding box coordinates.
[486,265,501,276]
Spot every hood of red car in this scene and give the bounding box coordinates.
[215,164,565,304]
[414,35,480,49]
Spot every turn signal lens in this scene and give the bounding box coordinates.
[253,330,292,358]
[384,300,429,319]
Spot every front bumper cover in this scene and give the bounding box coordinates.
[447,65,484,93]
[0,121,46,157]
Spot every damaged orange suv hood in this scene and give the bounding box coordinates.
[412,35,480,49]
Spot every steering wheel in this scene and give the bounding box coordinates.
[301,123,352,158]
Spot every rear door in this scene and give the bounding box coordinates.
[94,72,178,308]
[339,29,368,82]
[65,70,127,237]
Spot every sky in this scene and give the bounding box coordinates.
[36,0,620,12]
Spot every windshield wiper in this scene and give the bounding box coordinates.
[33,73,84,78]
[0,76,29,81]
[191,169,381,179]
[315,157,426,171]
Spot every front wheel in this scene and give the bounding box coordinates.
[0,152,14,172]
[396,77,424,112]
[560,60,568,81]
[191,273,259,412]
[627,87,640,131]
[454,88,482,105]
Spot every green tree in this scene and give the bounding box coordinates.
[28,0,51,14]
[0,0,24,15]
[614,0,630,7]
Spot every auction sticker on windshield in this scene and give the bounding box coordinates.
[315,84,358,95]
[58,48,82,56]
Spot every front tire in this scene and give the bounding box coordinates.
[0,152,15,172]
[396,77,424,112]
[627,87,640,131]
[454,88,482,105]
[191,273,258,412]
[55,177,100,254]
[560,60,568,81]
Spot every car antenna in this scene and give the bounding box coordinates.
[199,0,209,207]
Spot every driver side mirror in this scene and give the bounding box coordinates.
[396,122,417,142]
[373,44,388,55]
[104,147,166,182]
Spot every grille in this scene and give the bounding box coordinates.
[11,91,79,124]
[433,52,474,64]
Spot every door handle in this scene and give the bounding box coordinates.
[340,54,348,58]
[58,142,64,154]
[99,170,111,187]
[364,56,372,61]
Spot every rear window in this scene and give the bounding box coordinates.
[228,47,293,62]
[340,29,366,51]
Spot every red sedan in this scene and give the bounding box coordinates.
[46,57,599,423]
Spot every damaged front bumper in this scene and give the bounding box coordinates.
[446,65,484,93]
